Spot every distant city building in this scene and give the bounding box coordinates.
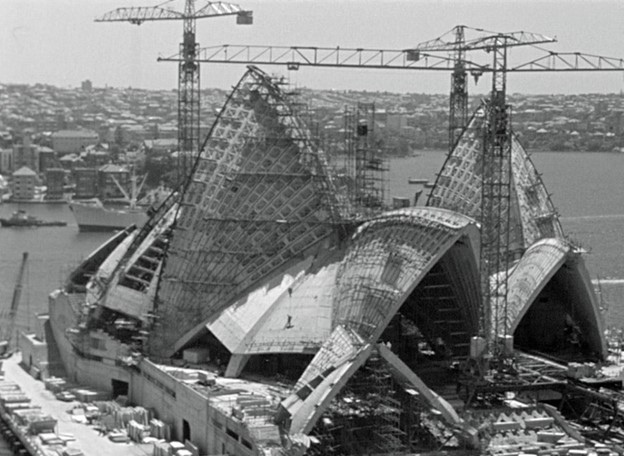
[143,139,177,156]
[51,129,99,154]
[84,149,110,168]
[116,124,148,145]
[38,147,57,174]
[98,164,129,200]
[11,166,38,201]
[73,168,98,199]
[0,131,12,149]
[0,148,12,174]
[386,113,408,132]
[13,133,39,173]
[45,168,65,200]
[81,79,93,92]
[156,123,178,140]
[58,154,84,172]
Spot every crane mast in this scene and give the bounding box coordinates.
[449,26,468,151]
[480,37,513,352]
[179,0,200,186]
[96,0,253,186]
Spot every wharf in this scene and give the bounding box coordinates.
[1,353,152,456]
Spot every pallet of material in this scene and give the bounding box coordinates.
[71,389,110,402]
[61,447,85,456]
[0,382,20,391]
[152,440,171,456]
[39,432,65,446]
[149,419,171,441]
[108,430,130,443]
[0,392,30,404]
[4,403,37,413]
[127,419,150,443]
[27,416,57,435]
[44,377,72,394]
[58,432,76,443]
[93,401,152,428]
[170,441,186,454]
[248,424,280,444]
[13,409,47,425]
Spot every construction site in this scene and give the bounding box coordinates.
[8,2,624,456]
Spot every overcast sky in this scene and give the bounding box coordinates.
[1,0,623,94]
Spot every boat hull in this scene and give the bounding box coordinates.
[69,201,148,232]
[0,220,67,227]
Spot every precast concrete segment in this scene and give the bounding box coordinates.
[510,141,564,245]
[95,204,178,322]
[151,67,346,358]
[65,227,135,294]
[280,326,372,434]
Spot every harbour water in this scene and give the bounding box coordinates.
[0,150,623,338]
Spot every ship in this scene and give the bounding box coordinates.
[69,198,148,232]
[0,209,67,227]
[68,172,166,232]
[15,67,621,456]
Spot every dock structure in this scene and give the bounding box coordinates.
[16,65,621,455]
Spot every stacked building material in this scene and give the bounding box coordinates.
[12,409,56,435]
[0,391,30,405]
[127,419,150,443]
[92,401,152,430]
[0,382,20,392]
[39,432,64,446]
[149,418,171,441]
[44,377,67,393]
[232,394,275,425]
[152,440,171,456]
[108,430,130,443]
[153,439,198,456]
[4,403,38,413]
[72,388,110,402]
[248,424,281,445]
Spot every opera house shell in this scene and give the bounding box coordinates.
[42,67,606,455]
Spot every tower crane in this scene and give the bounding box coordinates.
[413,26,556,151]
[159,27,624,365]
[96,0,253,186]
[414,27,560,358]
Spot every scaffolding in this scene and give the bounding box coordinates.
[303,352,474,456]
[343,102,388,219]
[307,355,405,455]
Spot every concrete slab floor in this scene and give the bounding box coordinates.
[2,353,153,456]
